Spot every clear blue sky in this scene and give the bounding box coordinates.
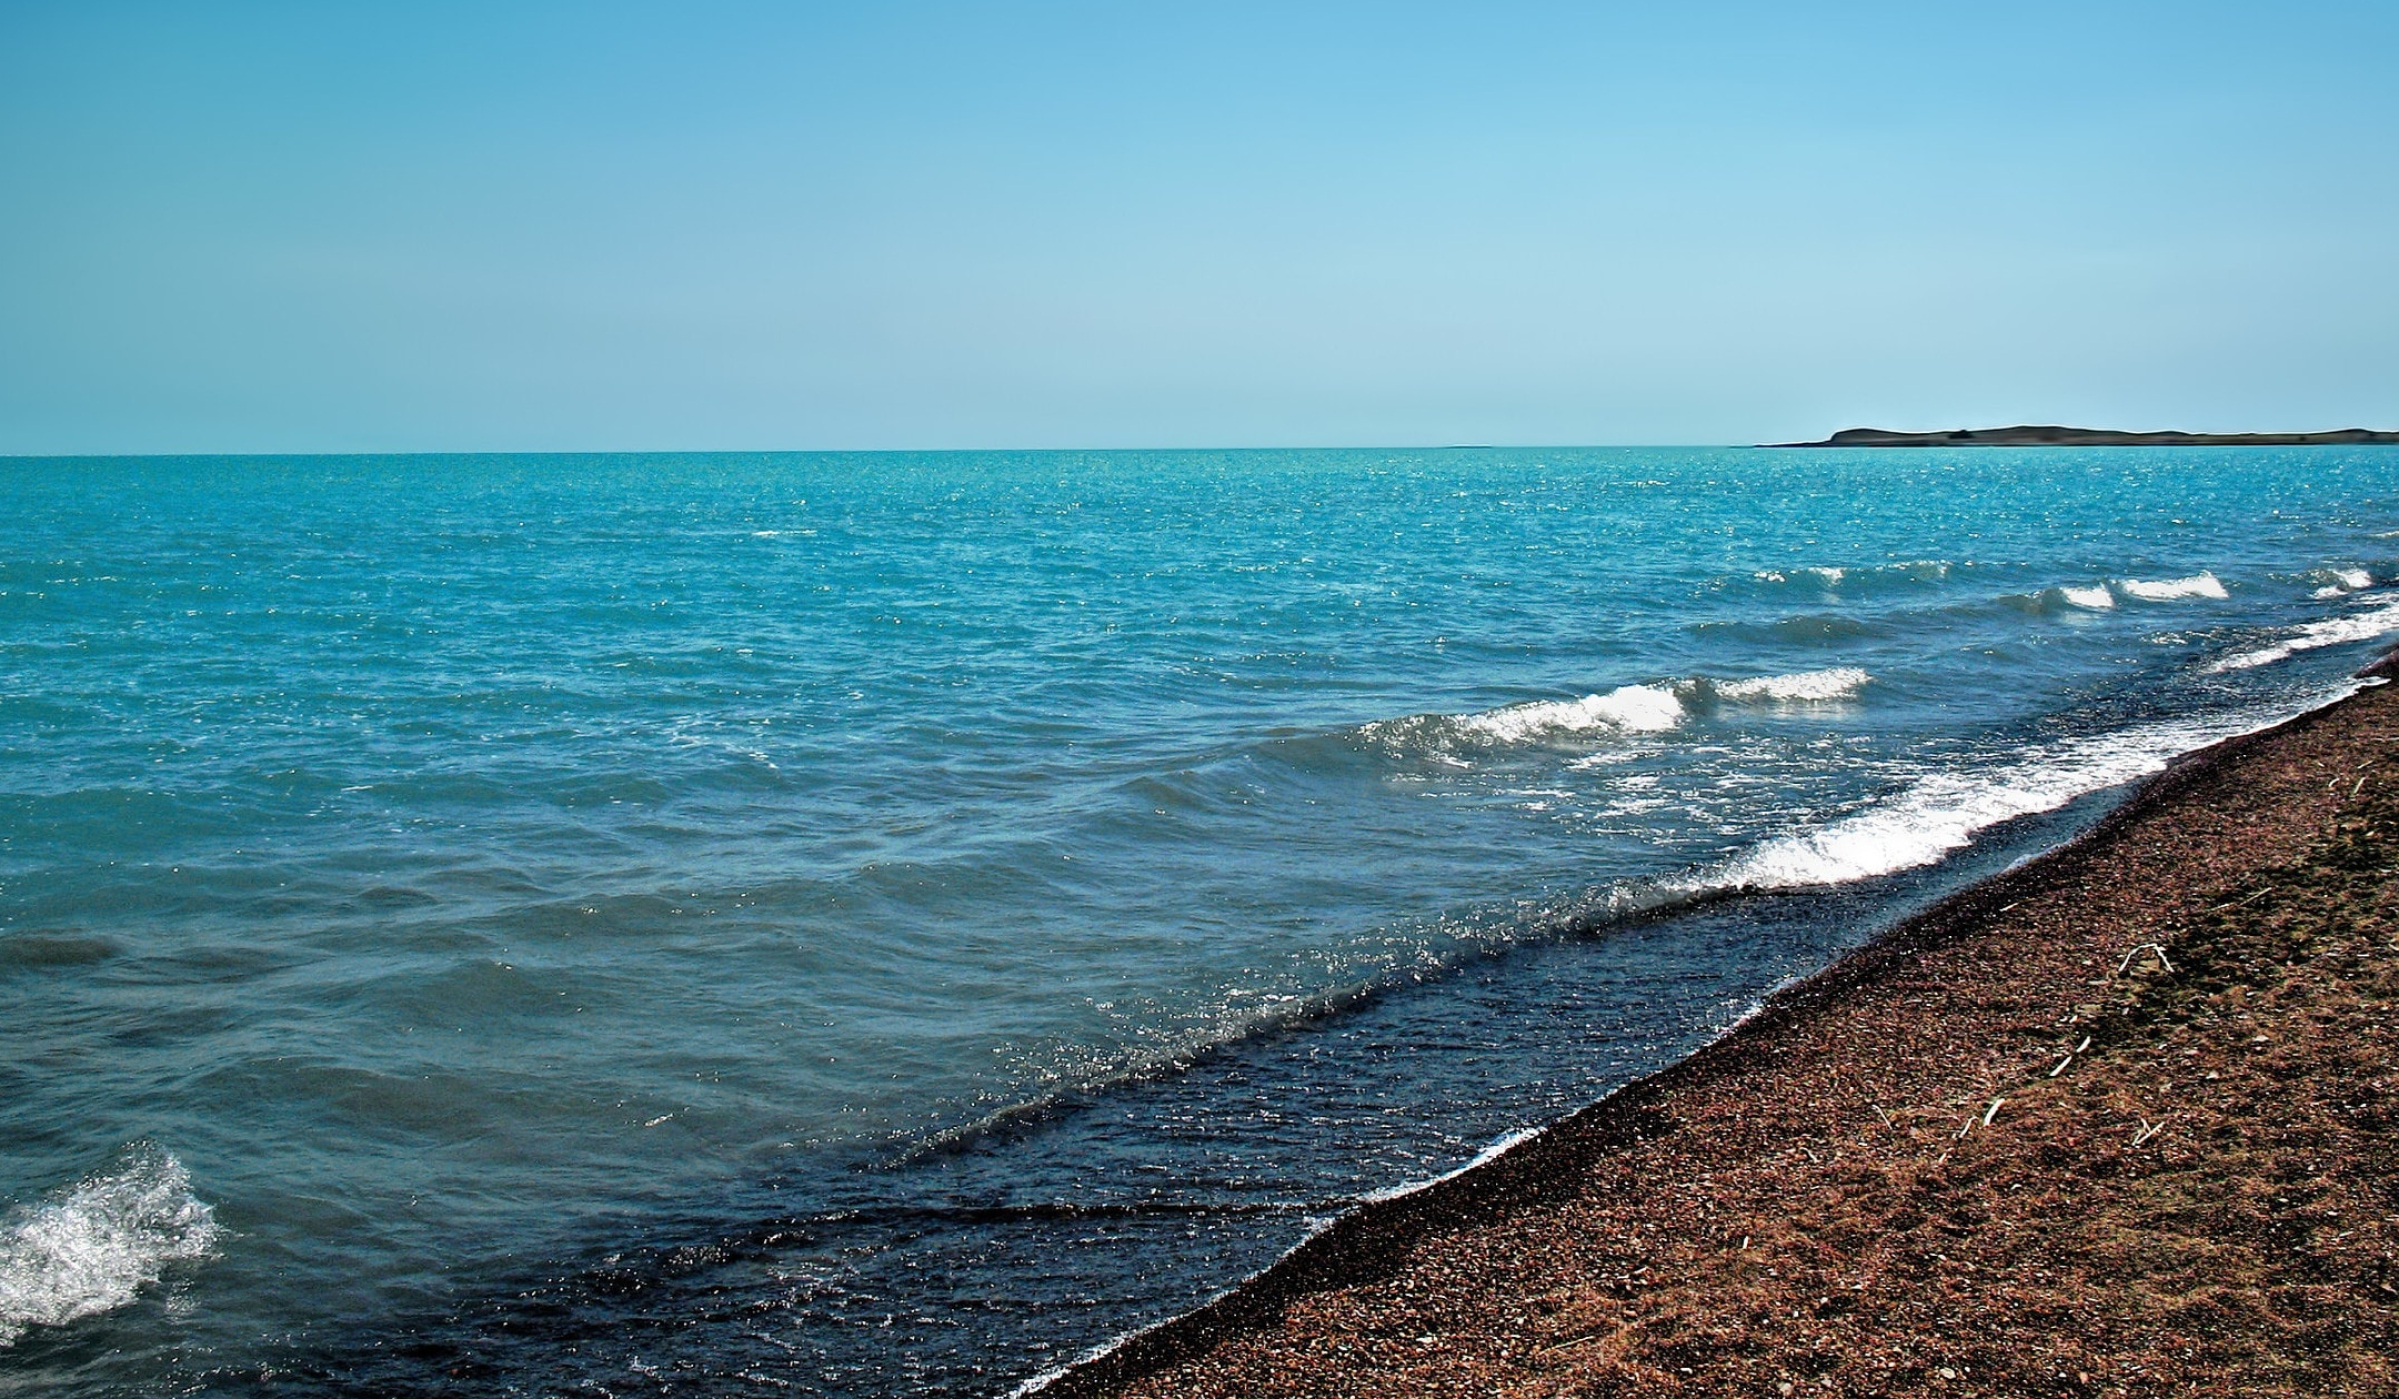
[3,1,2394,452]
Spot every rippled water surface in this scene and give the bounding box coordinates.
[5,447,2397,1394]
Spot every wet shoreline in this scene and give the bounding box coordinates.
[1043,662,2399,1397]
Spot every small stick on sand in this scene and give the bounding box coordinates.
[2116,943,2175,977]
[2132,1117,2166,1147]
[1982,1097,2005,1126]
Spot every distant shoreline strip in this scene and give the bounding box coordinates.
[1768,425,2399,448]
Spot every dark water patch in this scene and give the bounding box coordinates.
[0,934,119,971]
[1690,612,1894,645]
[351,884,440,909]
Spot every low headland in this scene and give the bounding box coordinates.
[1771,426,2399,448]
[1043,663,2399,1397]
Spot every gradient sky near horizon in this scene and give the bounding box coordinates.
[3,2,2395,454]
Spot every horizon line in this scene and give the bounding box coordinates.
[9,425,2397,461]
[2,442,1746,461]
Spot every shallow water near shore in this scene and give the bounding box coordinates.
[5,446,2398,1395]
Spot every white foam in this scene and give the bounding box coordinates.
[2214,593,2399,672]
[1753,565,1853,586]
[2310,567,2374,600]
[0,1144,221,1347]
[1711,667,1871,703]
[2058,585,2115,610]
[1455,684,1685,742]
[2116,571,2228,601]
[1686,707,2297,893]
[1399,671,1867,750]
[1358,1126,1545,1205]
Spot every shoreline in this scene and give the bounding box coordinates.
[1040,665,2399,1397]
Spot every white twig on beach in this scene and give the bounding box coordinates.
[1872,1104,1894,1128]
[1982,1097,2004,1126]
[2050,1056,2071,1077]
[2115,943,2174,977]
[2076,1037,2091,1054]
[2131,1117,2166,1147]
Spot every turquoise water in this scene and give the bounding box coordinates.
[4,447,2396,1395]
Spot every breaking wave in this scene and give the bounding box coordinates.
[1753,565,1847,586]
[1676,707,2287,892]
[2214,593,2399,672]
[1365,669,1870,752]
[1706,667,1871,702]
[2009,573,2228,614]
[0,1143,221,1347]
[2311,567,2375,599]
[2117,571,2228,601]
[1450,684,1685,743]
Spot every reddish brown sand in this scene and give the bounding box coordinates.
[1046,674,2399,1399]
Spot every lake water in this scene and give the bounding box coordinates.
[5,446,2396,1395]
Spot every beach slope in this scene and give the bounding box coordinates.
[1045,675,2399,1398]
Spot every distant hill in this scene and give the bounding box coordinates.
[1770,425,2399,448]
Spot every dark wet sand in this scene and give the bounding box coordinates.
[1045,669,2399,1398]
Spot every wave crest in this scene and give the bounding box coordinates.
[1453,684,1685,742]
[1685,710,2289,892]
[2311,567,2375,600]
[1369,669,1872,754]
[2214,594,2399,672]
[0,1143,222,1347]
[1706,667,1871,703]
[2117,571,2228,601]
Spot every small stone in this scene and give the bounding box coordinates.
[1939,1367,1958,1380]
